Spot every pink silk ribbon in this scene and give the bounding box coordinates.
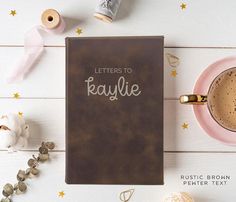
[7,18,65,83]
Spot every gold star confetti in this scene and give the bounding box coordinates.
[58,191,65,198]
[182,122,189,129]
[13,92,20,99]
[18,112,23,117]
[180,3,187,10]
[75,28,83,35]
[10,10,17,16]
[171,69,177,77]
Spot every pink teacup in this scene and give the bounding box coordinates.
[180,56,236,145]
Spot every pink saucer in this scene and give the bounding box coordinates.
[193,56,236,145]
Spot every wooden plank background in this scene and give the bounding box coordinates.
[0,152,235,202]
[0,0,236,201]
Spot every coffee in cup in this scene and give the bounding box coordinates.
[180,67,236,132]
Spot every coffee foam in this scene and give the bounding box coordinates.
[208,67,236,131]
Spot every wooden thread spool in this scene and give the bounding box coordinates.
[94,0,122,23]
[94,13,113,23]
[41,9,61,29]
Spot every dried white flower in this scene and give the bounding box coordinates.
[0,114,29,151]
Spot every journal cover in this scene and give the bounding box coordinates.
[66,36,164,185]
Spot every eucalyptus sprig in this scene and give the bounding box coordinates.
[1,142,55,202]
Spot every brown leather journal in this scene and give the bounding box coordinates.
[66,36,164,185]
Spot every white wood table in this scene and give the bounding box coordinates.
[0,1,236,201]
